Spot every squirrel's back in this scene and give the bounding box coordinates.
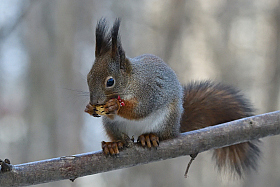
[127,54,183,112]
[180,81,260,177]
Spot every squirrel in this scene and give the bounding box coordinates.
[85,18,260,178]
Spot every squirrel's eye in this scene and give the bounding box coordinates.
[105,77,115,88]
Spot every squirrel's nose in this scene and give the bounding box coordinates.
[97,97,106,104]
[90,95,106,105]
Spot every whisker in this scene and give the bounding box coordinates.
[63,88,90,97]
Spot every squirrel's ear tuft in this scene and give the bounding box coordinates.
[111,18,120,58]
[95,18,110,57]
[95,18,130,72]
[110,18,129,71]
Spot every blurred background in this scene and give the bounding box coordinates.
[0,0,280,186]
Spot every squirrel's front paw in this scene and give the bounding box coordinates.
[102,141,124,155]
[84,103,109,117]
[85,96,124,117]
[137,133,159,148]
[84,103,101,117]
[104,99,121,115]
[84,103,95,115]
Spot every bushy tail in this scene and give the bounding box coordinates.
[213,140,260,178]
[180,81,261,178]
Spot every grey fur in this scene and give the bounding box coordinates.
[102,54,183,140]
[88,19,183,141]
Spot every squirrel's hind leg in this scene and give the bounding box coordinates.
[101,141,124,155]
[137,133,160,148]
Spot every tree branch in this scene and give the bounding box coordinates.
[0,111,280,186]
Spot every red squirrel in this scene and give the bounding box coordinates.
[85,18,260,178]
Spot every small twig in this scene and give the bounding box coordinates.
[184,153,198,178]
[0,159,12,173]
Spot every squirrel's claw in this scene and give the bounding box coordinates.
[137,133,159,148]
[101,133,132,156]
[102,141,124,156]
[84,103,100,117]
[84,103,93,114]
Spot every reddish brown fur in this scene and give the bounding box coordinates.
[180,84,250,131]
[180,81,259,177]
[117,98,141,120]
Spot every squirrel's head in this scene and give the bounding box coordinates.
[87,18,131,105]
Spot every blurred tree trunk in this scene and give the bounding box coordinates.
[24,0,83,186]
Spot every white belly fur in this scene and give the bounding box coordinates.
[112,106,170,138]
